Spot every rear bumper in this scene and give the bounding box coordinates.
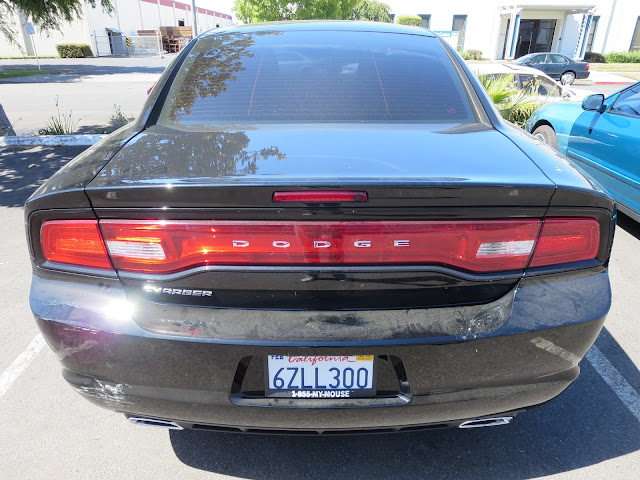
[31,268,610,432]
[42,318,600,432]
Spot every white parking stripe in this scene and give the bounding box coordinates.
[0,334,46,400]
[586,345,640,423]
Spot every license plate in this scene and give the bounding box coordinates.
[266,355,376,398]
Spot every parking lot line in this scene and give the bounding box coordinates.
[586,345,640,423]
[0,333,45,400]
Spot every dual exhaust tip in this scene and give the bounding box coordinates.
[128,415,514,431]
[458,416,514,429]
[128,416,183,430]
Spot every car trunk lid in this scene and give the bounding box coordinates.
[85,124,555,208]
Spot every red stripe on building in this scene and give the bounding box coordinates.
[140,0,229,18]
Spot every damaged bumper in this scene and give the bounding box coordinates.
[31,268,610,432]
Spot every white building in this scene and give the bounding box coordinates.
[387,0,640,59]
[0,0,233,57]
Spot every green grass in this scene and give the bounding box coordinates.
[620,73,640,81]
[0,69,53,79]
[589,63,640,72]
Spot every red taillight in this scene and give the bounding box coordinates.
[39,218,601,275]
[99,219,542,274]
[273,191,368,203]
[585,64,590,70]
[529,218,600,267]
[40,220,113,270]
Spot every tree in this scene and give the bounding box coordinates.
[0,0,112,45]
[234,0,360,24]
[351,0,392,23]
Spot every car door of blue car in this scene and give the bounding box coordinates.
[567,84,640,216]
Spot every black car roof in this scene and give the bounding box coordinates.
[200,20,437,38]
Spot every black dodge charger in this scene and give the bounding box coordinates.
[26,22,615,433]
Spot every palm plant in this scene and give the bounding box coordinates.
[477,74,542,128]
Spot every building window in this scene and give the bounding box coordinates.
[178,19,185,27]
[418,14,431,29]
[586,16,600,52]
[631,17,640,52]
[452,15,467,51]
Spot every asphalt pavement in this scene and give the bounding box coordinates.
[572,82,626,97]
[0,57,174,135]
[0,143,639,479]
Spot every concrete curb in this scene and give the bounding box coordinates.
[588,71,636,86]
[594,81,635,85]
[0,134,106,147]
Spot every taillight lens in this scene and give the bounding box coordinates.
[529,218,599,267]
[40,220,113,270]
[37,218,601,275]
[99,219,542,274]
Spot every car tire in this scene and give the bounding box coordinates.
[532,125,559,150]
[560,71,576,85]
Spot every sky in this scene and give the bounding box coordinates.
[198,0,236,18]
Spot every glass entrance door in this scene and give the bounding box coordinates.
[516,19,557,58]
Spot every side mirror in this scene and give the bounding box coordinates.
[582,94,605,111]
[524,60,531,65]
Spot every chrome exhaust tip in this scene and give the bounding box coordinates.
[458,416,514,429]
[128,416,184,430]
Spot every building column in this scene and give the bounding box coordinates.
[576,12,595,59]
[505,9,522,60]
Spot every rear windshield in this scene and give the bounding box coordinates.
[157,30,478,126]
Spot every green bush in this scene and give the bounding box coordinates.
[397,16,421,27]
[477,74,542,129]
[461,49,483,60]
[604,51,640,63]
[584,52,606,63]
[56,44,93,58]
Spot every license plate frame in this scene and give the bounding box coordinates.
[265,355,377,398]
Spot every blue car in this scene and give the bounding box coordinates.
[527,82,640,220]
